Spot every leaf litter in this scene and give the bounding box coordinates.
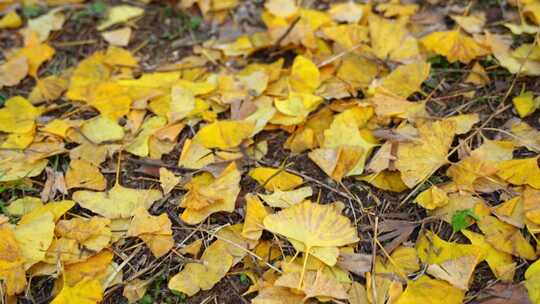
[2,0,540,303]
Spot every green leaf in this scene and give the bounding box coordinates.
[22,4,44,18]
[90,2,107,15]
[451,209,479,233]
[139,294,153,304]
[239,273,250,284]
[189,16,202,30]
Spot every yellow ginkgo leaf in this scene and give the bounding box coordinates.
[461,230,516,281]
[465,62,489,86]
[159,167,181,195]
[378,61,431,98]
[264,200,359,249]
[14,211,55,267]
[415,185,448,210]
[249,167,303,191]
[80,116,125,144]
[396,120,456,187]
[242,194,270,241]
[421,30,490,63]
[416,231,483,265]
[0,11,22,29]
[477,215,536,260]
[308,147,364,181]
[368,14,410,60]
[496,157,540,188]
[394,276,465,304]
[46,217,112,264]
[27,7,65,42]
[97,5,144,31]
[358,171,409,192]
[0,96,39,134]
[0,56,28,88]
[426,255,479,290]
[258,186,313,208]
[14,37,55,77]
[178,139,215,169]
[125,116,167,157]
[180,162,241,224]
[193,120,255,149]
[19,200,75,225]
[525,259,540,304]
[6,197,42,216]
[0,225,27,295]
[451,13,486,34]
[288,55,320,94]
[127,207,174,258]
[65,159,107,191]
[73,184,162,219]
[168,225,251,297]
[273,92,323,125]
[275,270,349,300]
[64,250,113,286]
[513,91,539,118]
[51,279,103,304]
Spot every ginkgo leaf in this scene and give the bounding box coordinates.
[65,159,107,191]
[477,215,536,260]
[159,167,180,195]
[180,162,241,224]
[264,0,298,18]
[27,7,65,42]
[193,120,255,149]
[416,231,483,265]
[64,250,113,286]
[6,197,42,216]
[73,184,162,219]
[415,185,448,210]
[97,5,144,31]
[127,207,173,258]
[249,167,303,191]
[0,225,27,295]
[496,158,540,188]
[394,276,465,304]
[80,116,125,144]
[0,56,28,88]
[378,61,431,98]
[275,270,349,300]
[51,279,103,304]
[396,120,456,187]
[0,96,39,134]
[427,255,479,290]
[288,55,320,94]
[421,30,490,63]
[525,259,540,304]
[462,230,516,281]
[264,200,359,249]
[0,11,22,29]
[242,194,270,241]
[125,116,167,157]
[168,225,251,296]
[258,186,313,208]
[14,211,55,268]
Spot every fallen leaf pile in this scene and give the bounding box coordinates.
[2,0,540,303]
